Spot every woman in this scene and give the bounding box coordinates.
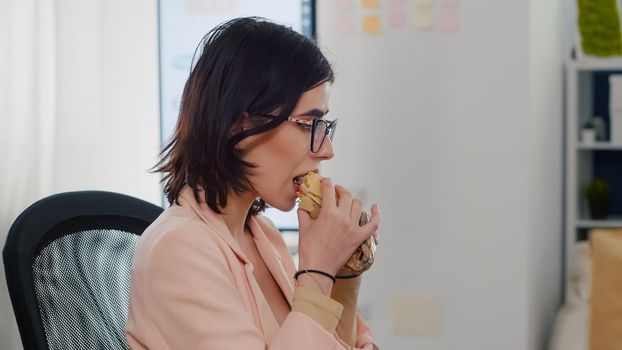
[125,17,380,349]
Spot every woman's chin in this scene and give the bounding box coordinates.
[266,197,297,212]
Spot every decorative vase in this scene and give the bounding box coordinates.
[582,128,596,144]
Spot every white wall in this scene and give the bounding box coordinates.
[528,0,564,349]
[54,0,161,203]
[317,0,562,349]
[562,0,577,58]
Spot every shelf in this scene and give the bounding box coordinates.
[564,57,622,301]
[576,217,622,229]
[568,58,622,71]
[577,142,622,150]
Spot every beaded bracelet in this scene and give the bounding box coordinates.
[294,269,336,284]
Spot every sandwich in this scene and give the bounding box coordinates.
[294,172,377,277]
[295,172,324,219]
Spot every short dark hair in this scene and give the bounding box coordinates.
[153,17,335,217]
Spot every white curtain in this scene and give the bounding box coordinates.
[0,0,56,348]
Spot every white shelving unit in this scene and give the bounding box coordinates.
[571,58,622,71]
[576,142,622,150]
[576,217,622,229]
[564,59,622,300]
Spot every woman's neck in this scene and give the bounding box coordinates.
[219,190,257,243]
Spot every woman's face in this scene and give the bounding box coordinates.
[239,81,335,211]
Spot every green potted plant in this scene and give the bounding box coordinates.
[583,178,611,219]
[577,0,622,57]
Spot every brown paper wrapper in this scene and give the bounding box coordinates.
[336,211,377,278]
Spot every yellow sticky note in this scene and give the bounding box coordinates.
[363,16,381,34]
[413,11,432,29]
[392,295,441,337]
[414,0,432,6]
[362,0,381,9]
[440,0,460,6]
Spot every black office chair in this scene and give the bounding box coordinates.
[3,191,163,350]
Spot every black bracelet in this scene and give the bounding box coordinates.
[335,273,362,279]
[294,269,336,284]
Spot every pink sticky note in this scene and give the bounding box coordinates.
[438,11,459,33]
[334,16,355,35]
[335,0,355,12]
[388,11,407,29]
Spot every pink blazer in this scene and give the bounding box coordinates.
[125,186,378,349]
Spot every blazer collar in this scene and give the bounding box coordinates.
[178,186,249,264]
[178,185,294,306]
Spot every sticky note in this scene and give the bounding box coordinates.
[413,11,432,30]
[439,0,460,7]
[414,0,432,6]
[334,16,356,35]
[362,0,381,9]
[363,15,381,34]
[392,296,441,337]
[335,0,355,11]
[388,11,407,29]
[438,11,459,33]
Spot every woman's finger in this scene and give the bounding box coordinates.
[335,185,353,213]
[359,203,380,240]
[350,198,363,226]
[297,208,312,229]
[319,178,337,214]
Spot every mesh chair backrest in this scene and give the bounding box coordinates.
[33,216,141,350]
[3,191,162,350]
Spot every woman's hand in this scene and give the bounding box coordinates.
[297,177,380,277]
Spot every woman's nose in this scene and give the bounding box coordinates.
[313,137,335,160]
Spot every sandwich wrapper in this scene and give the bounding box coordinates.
[296,172,377,278]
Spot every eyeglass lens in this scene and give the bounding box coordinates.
[311,119,338,152]
[313,120,327,152]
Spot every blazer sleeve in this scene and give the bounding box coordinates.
[256,216,380,350]
[138,227,372,350]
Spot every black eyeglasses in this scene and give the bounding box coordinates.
[289,116,337,153]
[261,114,338,153]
